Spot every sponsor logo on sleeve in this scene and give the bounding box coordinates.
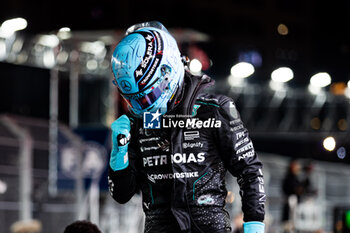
[117,133,131,146]
[183,142,204,149]
[197,195,215,205]
[108,176,114,194]
[229,101,238,119]
[258,169,266,204]
[184,131,200,141]
[192,104,200,117]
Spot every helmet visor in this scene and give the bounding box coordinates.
[122,67,172,111]
[135,86,162,109]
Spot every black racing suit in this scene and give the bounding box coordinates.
[108,72,266,233]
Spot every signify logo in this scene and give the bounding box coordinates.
[143,111,222,129]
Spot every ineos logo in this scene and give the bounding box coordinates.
[120,80,132,91]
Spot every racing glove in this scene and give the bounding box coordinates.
[243,221,265,233]
[110,114,131,171]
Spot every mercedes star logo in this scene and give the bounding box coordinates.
[120,80,132,91]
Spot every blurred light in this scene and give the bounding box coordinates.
[38,35,59,47]
[34,43,44,53]
[188,45,211,70]
[239,50,262,67]
[87,59,98,70]
[189,58,202,74]
[230,62,255,79]
[0,40,6,60]
[100,60,110,70]
[330,82,346,95]
[0,179,7,194]
[346,211,350,229]
[346,88,350,99]
[337,147,346,159]
[277,24,289,35]
[346,80,350,98]
[269,80,286,92]
[0,30,14,38]
[0,18,27,38]
[323,136,336,151]
[308,84,322,95]
[337,119,347,131]
[43,50,56,68]
[310,117,321,130]
[56,51,69,65]
[57,27,72,40]
[16,52,28,64]
[271,67,294,83]
[228,75,245,87]
[6,53,16,63]
[69,50,80,62]
[310,72,332,87]
[59,27,71,32]
[99,35,115,45]
[80,41,105,56]
[1,18,27,31]
[12,39,24,53]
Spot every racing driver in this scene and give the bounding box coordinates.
[108,21,266,233]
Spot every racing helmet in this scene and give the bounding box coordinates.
[111,21,185,118]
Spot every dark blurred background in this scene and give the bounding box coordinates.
[1,1,350,233]
[1,0,350,83]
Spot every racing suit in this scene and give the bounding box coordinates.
[108,71,266,233]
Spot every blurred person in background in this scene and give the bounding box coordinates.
[10,220,42,233]
[232,212,244,233]
[63,220,102,233]
[281,159,318,225]
[301,160,317,198]
[107,21,266,233]
[281,159,318,233]
[281,159,303,223]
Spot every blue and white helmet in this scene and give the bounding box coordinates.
[111,21,185,118]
